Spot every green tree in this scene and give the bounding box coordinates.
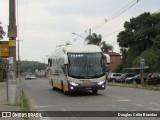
[85,33,102,46]
[0,21,6,40]
[117,12,160,52]
[100,41,113,52]
[20,60,46,74]
[0,59,7,81]
[0,21,6,80]
[116,12,160,71]
[132,48,160,72]
[85,33,113,52]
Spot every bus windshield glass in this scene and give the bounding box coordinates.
[68,53,105,78]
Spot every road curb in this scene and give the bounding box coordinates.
[107,82,160,91]
[22,90,40,120]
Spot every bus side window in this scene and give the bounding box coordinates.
[61,65,68,76]
[102,56,106,71]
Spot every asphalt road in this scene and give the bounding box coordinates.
[22,78,160,120]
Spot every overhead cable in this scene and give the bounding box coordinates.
[91,0,140,31]
[72,0,140,43]
[102,28,124,37]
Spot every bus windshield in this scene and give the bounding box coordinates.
[68,53,105,78]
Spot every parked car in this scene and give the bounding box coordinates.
[112,74,125,83]
[146,73,160,85]
[107,73,113,81]
[31,75,36,80]
[125,73,148,84]
[113,74,127,83]
[25,75,31,80]
[107,73,122,82]
[121,73,137,83]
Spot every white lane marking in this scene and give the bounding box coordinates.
[150,102,160,107]
[108,95,130,102]
[86,100,103,104]
[130,110,136,111]
[35,105,56,108]
[132,103,144,107]
[119,107,128,110]
[111,104,116,108]
[78,100,103,105]
[40,117,50,120]
[117,99,130,102]
[108,95,127,99]
[82,100,104,105]
[147,107,160,111]
[62,108,67,111]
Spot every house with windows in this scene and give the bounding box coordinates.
[104,52,122,71]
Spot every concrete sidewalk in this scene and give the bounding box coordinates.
[0,82,22,120]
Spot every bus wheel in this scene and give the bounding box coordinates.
[63,90,68,95]
[51,80,56,90]
[92,90,98,94]
[61,81,67,95]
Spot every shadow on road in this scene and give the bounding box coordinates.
[51,88,104,97]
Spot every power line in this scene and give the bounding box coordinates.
[102,28,124,37]
[107,0,139,21]
[91,19,107,31]
[154,9,160,13]
[72,0,140,44]
[23,0,28,39]
[16,0,28,40]
[91,0,140,31]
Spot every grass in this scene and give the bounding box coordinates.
[107,82,160,91]
[20,90,30,120]
[0,79,6,82]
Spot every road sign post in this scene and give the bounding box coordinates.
[140,58,145,85]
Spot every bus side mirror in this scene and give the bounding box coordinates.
[103,53,110,64]
[64,55,68,65]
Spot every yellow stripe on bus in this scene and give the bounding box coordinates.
[53,81,69,92]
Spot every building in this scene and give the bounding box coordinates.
[104,52,122,71]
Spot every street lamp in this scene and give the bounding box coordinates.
[72,32,86,39]
[72,32,87,44]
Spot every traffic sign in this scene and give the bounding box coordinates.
[0,41,9,58]
[140,58,145,68]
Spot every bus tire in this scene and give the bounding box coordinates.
[51,80,56,90]
[92,90,98,94]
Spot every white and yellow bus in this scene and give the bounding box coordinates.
[47,45,107,94]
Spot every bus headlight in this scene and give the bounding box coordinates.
[98,80,105,85]
[69,81,78,86]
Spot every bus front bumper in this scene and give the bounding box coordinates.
[68,83,106,91]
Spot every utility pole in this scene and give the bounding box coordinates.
[7,0,17,105]
[89,28,91,36]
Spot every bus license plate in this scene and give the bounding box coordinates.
[83,80,91,85]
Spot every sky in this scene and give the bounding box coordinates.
[0,0,160,63]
